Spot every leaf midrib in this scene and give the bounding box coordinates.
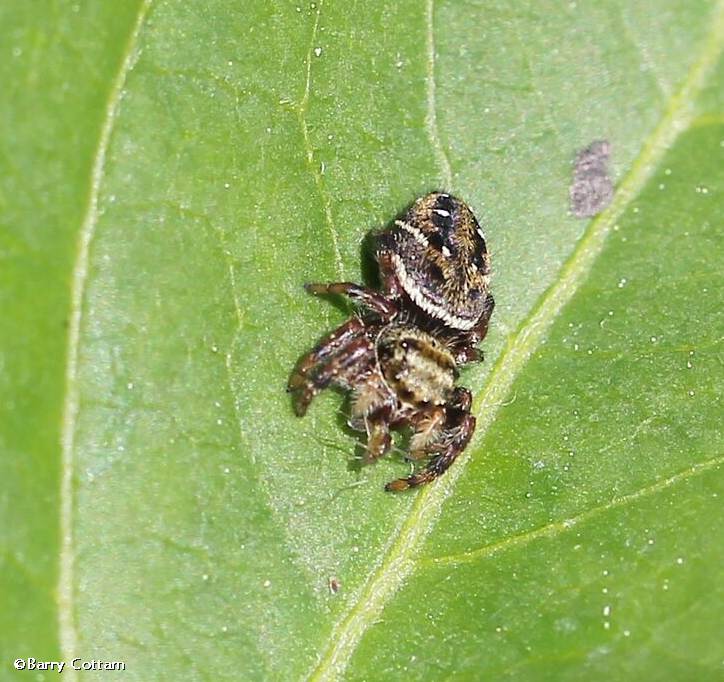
[307,3,724,679]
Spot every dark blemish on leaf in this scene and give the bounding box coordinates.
[569,140,614,218]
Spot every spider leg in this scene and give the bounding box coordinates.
[454,346,482,365]
[363,405,393,464]
[376,251,405,299]
[385,414,475,491]
[408,405,446,460]
[288,317,365,393]
[385,388,475,492]
[453,294,495,366]
[470,293,495,345]
[450,387,473,412]
[288,331,374,417]
[305,282,398,318]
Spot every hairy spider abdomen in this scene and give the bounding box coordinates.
[376,325,456,409]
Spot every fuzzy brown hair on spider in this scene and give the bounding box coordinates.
[287,192,494,491]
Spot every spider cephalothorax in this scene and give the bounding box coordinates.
[288,192,494,491]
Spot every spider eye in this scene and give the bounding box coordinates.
[427,261,445,283]
[433,193,456,217]
[427,231,445,251]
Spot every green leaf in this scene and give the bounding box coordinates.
[2,0,722,680]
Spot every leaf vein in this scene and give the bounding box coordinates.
[616,2,670,98]
[58,0,153,667]
[298,0,344,280]
[425,0,453,188]
[427,454,724,567]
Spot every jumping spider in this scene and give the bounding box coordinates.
[288,192,494,491]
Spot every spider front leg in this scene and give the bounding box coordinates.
[305,282,398,318]
[288,318,370,416]
[385,388,475,492]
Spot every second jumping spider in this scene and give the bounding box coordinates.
[288,192,494,491]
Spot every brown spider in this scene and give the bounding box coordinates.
[288,192,494,491]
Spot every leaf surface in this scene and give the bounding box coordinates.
[1,0,722,679]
